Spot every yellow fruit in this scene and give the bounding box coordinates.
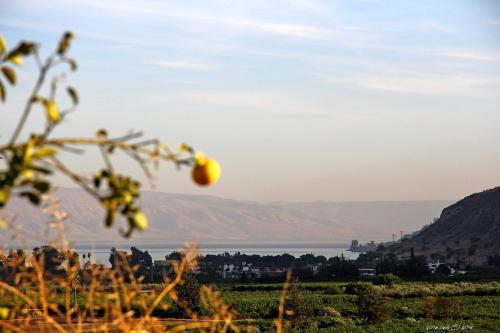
[192,159,221,186]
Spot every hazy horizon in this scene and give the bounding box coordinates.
[1,1,499,202]
[55,185,461,203]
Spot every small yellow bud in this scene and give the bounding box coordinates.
[43,100,60,122]
[24,140,34,162]
[0,306,9,319]
[123,193,133,204]
[22,170,34,180]
[132,211,148,231]
[32,147,58,159]
[0,35,6,53]
[194,151,206,166]
[10,55,23,66]
[178,143,190,153]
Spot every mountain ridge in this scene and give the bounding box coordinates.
[1,188,453,246]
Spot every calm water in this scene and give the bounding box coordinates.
[75,246,358,265]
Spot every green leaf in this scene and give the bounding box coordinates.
[0,188,11,207]
[67,86,79,104]
[32,147,58,159]
[16,42,37,55]
[67,59,78,71]
[93,174,102,188]
[28,165,53,175]
[105,209,116,228]
[96,129,108,138]
[0,80,5,102]
[1,66,16,85]
[0,35,6,53]
[20,191,40,205]
[57,31,75,55]
[33,180,51,193]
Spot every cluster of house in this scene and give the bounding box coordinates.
[154,260,322,279]
[220,262,291,279]
[153,259,467,279]
[427,260,467,275]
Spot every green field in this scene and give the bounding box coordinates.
[218,281,500,332]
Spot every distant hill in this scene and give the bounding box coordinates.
[379,186,500,265]
[1,188,451,246]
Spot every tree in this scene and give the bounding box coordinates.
[399,250,429,277]
[286,278,313,329]
[326,254,358,277]
[109,247,129,270]
[355,284,388,323]
[0,249,26,284]
[435,264,451,276]
[0,32,219,237]
[32,246,65,275]
[130,247,153,281]
[175,270,201,312]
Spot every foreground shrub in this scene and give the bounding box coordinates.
[373,273,401,285]
[424,295,462,319]
[355,284,389,323]
[324,306,342,318]
[345,282,365,295]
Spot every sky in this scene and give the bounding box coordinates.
[1,0,500,202]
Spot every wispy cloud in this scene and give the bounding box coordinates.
[439,51,500,62]
[311,71,500,96]
[147,60,217,71]
[220,17,339,40]
[415,21,456,34]
[32,0,343,41]
[133,90,330,115]
[286,0,326,13]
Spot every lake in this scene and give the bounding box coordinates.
[74,245,359,265]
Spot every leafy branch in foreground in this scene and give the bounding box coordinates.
[0,31,221,237]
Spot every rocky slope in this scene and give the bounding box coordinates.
[380,186,500,265]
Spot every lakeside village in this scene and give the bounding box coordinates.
[0,241,469,284]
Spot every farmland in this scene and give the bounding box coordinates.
[218,281,500,332]
[2,280,499,332]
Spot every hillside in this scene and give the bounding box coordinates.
[1,188,451,246]
[380,186,500,265]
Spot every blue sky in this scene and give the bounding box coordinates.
[1,0,500,201]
